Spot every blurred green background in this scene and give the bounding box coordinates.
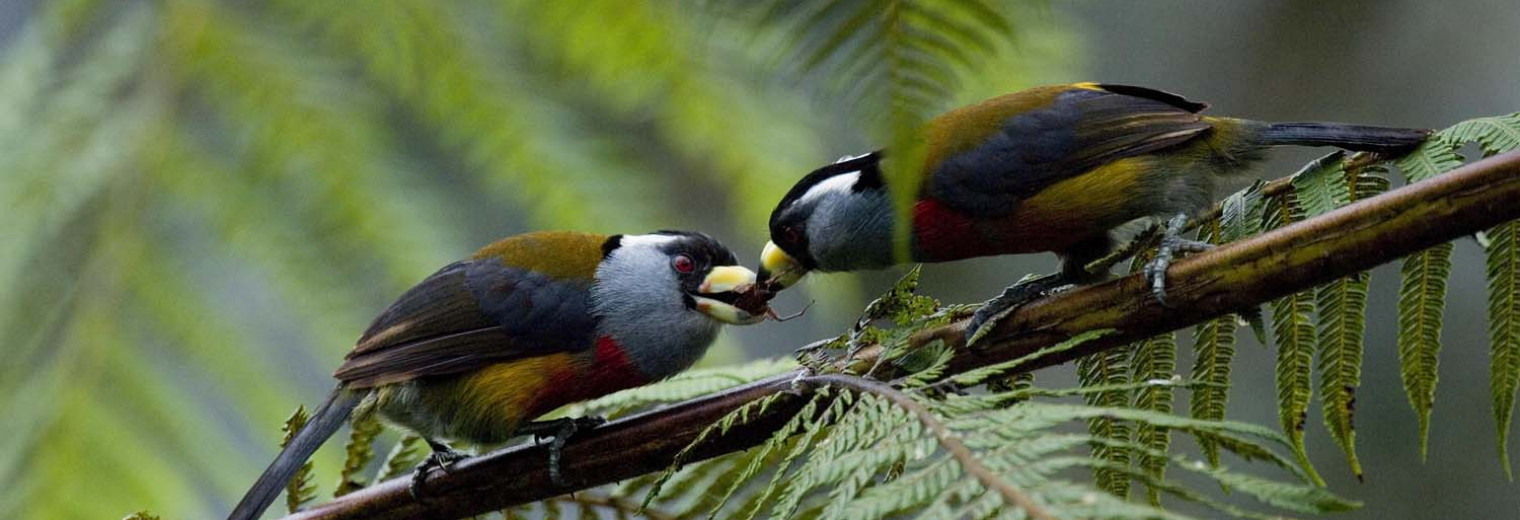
[2,1,1517,519]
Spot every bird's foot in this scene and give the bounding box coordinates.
[1144,213,1213,307]
[966,274,1072,346]
[518,416,606,487]
[409,441,468,500]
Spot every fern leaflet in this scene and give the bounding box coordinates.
[1190,216,1237,468]
[280,406,317,513]
[1264,190,1325,486]
[1489,220,1520,479]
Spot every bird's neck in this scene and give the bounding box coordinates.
[590,280,719,379]
[910,198,1004,262]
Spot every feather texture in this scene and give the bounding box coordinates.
[338,233,606,387]
[925,84,1211,217]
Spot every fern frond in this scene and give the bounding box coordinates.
[644,363,1351,520]
[643,392,785,507]
[950,329,1116,388]
[376,434,425,482]
[1308,165,1386,479]
[709,395,823,516]
[1314,270,1367,479]
[1396,138,1463,183]
[1488,219,1520,479]
[1001,378,1213,403]
[1221,179,1269,242]
[1190,217,1237,468]
[335,412,383,497]
[1263,190,1325,486]
[1075,341,1133,498]
[1387,139,1465,461]
[1288,152,1350,218]
[1441,113,1520,155]
[567,358,799,420]
[770,0,1013,122]
[1397,243,1453,460]
[1128,331,1177,506]
[280,406,317,513]
[163,0,455,288]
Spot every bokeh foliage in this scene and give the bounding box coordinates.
[0,1,1072,518]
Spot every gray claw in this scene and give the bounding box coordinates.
[1146,213,1214,307]
[967,275,1066,346]
[516,416,604,487]
[410,443,467,500]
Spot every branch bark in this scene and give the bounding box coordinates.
[283,151,1520,520]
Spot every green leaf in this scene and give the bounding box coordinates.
[1489,220,1520,479]
[376,435,426,482]
[1392,140,1464,461]
[1441,113,1520,155]
[952,329,1117,388]
[1288,152,1349,218]
[1190,218,1237,468]
[335,413,383,497]
[1076,340,1134,498]
[1129,331,1177,505]
[1398,244,1453,460]
[1312,166,1387,479]
[754,0,1021,264]
[1264,191,1325,486]
[1396,138,1463,183]
[1219,179,1267,242]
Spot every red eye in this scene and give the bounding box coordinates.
[784,226,803,245]
[673,254,695,273]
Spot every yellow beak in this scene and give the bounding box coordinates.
[759,241,806,290]
[693,265,765,325]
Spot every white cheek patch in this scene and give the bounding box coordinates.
[798,171,860,206]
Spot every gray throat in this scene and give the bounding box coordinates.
[808,190,902,271]
[590,251,720,379]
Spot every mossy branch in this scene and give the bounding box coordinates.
[281,151,1520,520]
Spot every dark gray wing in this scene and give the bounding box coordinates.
[927,84,1212,217]
[335,259,596,387]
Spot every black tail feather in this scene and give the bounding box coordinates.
[227,388,363,520]
[1259,122,1430,153]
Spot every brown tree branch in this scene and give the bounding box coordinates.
[283,151,1520,520]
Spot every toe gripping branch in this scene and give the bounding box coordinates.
[410,440,468,499]
[519,416,607,487]
[407,416,607,500]
[966,274,1073,347]
[1145,213,1213,307]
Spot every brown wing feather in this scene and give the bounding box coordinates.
[924,84,1213,217]
[336,328,521,387]
[336,232,606,388]
[349,261,489,357]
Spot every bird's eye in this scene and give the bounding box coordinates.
[672,254,695,274]
[783,226,803,245]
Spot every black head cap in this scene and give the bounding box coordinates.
[766,151,885,269]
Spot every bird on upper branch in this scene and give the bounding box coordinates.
[228,230,766,520]
[756,83,1428,338]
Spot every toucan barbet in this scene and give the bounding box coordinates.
[757,83,1429,332]
[229,230,765,520]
